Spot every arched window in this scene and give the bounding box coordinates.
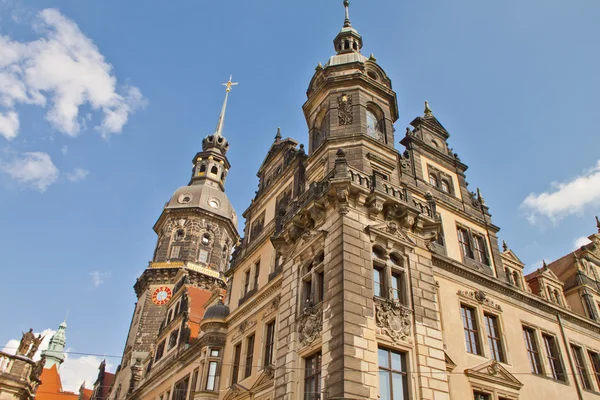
[174,229,185,241]
[429,174,438,187]
[210,165,218,175]
[554,289,562,305]
[441,179,450,193]
[201,233,210,245]
[366,109,384,142]
[372,246,386,260]
[199,164,206,173]
[513,271,521,288]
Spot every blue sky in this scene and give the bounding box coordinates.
[2,0,600,390]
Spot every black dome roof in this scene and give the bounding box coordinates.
[204,301,230,320]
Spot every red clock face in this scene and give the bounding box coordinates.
[152,286,172,305]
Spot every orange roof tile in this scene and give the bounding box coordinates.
[36,365,79,400]
[186,286,214,339]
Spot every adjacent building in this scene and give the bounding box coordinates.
[106,2,600,400]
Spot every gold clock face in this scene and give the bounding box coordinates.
[152,286,172,305]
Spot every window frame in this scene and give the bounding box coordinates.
[168,329,179,351]
[304,351,322,400]
[523,326,543,375]
[588,350,600,390]
[231,343,242,385]
[264,321,276,368]
[244,334,255,379]
[371,247,408,306]
[484,313,505,363]
[461,304,482,356]
[542,333,566,382]
[378,347,409,400]
[300,253,325,308]
[571,344,592,390]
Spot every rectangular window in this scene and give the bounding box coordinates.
[206,361,218,391]
[484,314,504,362]
[170,245,181,259]
[378,348,408,400]
[244,270,251,295]
[391,272,403,302]
[589,351,600,389]
[316,271,324,303]
[231,344,241,385]
[304,352,322,400]
[461,305,481,355]
[190,368,199,399]
[198,249,208,263]
[253,261,260,290]
[543,334,565,381]
[245,335,255,378]
[172,375,189,400]
[264,321,276,367]
[168,329,179,350]
[457,228,474,259]
[473,234,490,266]
[572,345,591,390]
[374,267,384,297]
[523,327,543,374]
[155,341,165,361]
[303,278,313,306]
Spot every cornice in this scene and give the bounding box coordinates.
[227,276,282,326]
[432,254,600,335]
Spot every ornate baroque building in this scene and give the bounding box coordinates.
[107,3,600,400]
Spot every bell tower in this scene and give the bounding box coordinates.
[110,78,240,400]
[303,0,400,183]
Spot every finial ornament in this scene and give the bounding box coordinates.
[424,100,433,117]
[343,0,351,27]
[275,127,282,141]
[502,240,508,252]
[542,260,548,269]
[596,215,600,233]
[214,75,238,138]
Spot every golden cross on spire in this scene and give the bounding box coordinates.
[222,75,238,93]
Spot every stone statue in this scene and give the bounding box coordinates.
[26,334,44,358]
[17,329,35,356]
[30,358,46,382]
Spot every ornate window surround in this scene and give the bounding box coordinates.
[457,289,509,364]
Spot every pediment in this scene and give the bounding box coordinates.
[501,249,524,267]
[222,383,250,400]
[251,365,275,391]
[465,360,523,391]
[256,138,297,176]
[538,267,561,283]
[410,115,450,140]
[445,352,457,372]
[365,221,416,249]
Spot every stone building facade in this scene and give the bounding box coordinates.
[107,3,600,400]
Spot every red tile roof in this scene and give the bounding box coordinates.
[186,286,214,339]
[36,365,79,400]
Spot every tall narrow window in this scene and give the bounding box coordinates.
[264,321,276,367]
[473,234,490,266]
[172,375,189,400]
[155,341,165,361]
[484,314,504,362]
[572,345,591,390]
[244,270,251,295]
[588,351,600,389]
[303,277,313,306]
[191,368,199,396]
[543,334,565,381]
[304,352,322,400]
[316,271,324,303]
[231,344,241,385]
[373,267,384,298]
[378,348,408,400]
[206,361,218,391]
[245,335,255,378]
[523,327,543,374]
[168,329,179,350]
[391,272,403,302]
[253,261,260,290]
[457,228,474,259]
[366,110,384,142]
[513,271,521,288]
[170,246,181,259]
[461,305,481,355]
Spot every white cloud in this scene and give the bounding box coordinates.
[89,271,110,287]
[574,236,591,250]
[2,328,113,392]
[66,167,88,182]
[0,8,144,140]
[1,151,59,191]
[0,110,19,139]
[521,160,600,224]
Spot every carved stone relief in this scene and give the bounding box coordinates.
[297,305,323,346]
[375,299,412,343]
[457,289,502,311]
[337,94,353,125]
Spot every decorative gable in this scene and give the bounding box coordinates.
[222,383,250,400]
[365,221,416,250]
[501,249,524,268]
[465,360,523,391]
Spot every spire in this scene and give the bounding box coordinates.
[214,75,238,138]
[275,127,282,141]
[41,321,67,370]
[333,0,363,55]
[343,0,351,27]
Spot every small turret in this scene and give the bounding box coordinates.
[41,321,67,370]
